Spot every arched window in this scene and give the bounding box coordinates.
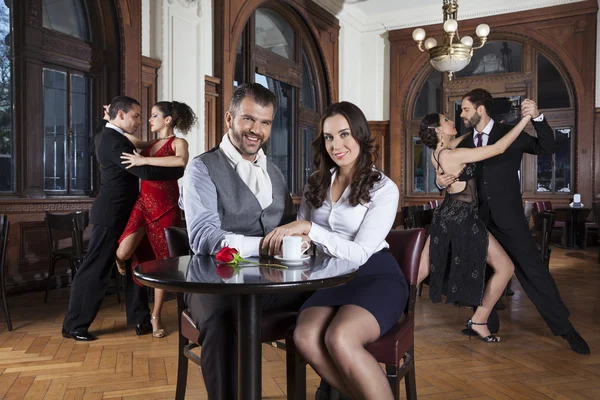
[234,4,327,195]
[0,0,13,192]
[411,69,441,193]
[3,0,119,197]
[535,52,573,194]
[43,0,91,41]
[39,0,95,194]
[406,39,575,200]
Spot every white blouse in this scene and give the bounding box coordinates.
[298,169,399,265]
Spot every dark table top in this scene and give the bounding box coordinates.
[553,206,591,212]
[134,254,360,295]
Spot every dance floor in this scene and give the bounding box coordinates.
[0,246,598,399]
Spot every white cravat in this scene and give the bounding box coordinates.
[220,133,273,210]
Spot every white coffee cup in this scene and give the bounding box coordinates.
[221,234,244,253]
[282,236,310,260]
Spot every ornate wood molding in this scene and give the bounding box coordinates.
[0,200,93,214]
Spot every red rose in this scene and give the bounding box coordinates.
[216,246,238,263]
[216,263,235,279]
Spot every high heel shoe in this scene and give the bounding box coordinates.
[466,319,500,342]
[151,316,166,338]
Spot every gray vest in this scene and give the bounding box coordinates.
[199,147,292,237]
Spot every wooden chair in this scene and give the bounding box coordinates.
[165,227,298,400]
[592,202,600,263]
[401,205,424,229]
[0,215,11,331]
[286,228,425,400]
[44,211,89,303]
[532,211,556,269]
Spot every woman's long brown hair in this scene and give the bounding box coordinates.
[305,101,381,209]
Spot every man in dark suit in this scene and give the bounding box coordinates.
[438,88,589,355]
[62,96,185,341]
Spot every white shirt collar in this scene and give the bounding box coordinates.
[105,122,125,136]
[473,118,494,137]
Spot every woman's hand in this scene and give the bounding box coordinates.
[435,169,457,189]
[262,220,312,256]
[121,151,147,169]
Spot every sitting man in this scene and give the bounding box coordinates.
[180,82,310,399]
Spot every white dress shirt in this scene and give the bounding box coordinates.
[299,169,399,265]
[105,122,125,136]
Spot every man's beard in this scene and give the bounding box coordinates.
[463,113,480,129]
[230,127,263,157]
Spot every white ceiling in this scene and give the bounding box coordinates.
[315,0,586,33]
[343,0,442,16]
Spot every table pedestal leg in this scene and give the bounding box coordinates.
[237,294,262,400]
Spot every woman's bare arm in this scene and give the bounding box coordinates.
[121,138,189,168]
[445,115,532,165]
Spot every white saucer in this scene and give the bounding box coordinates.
[274,254,310,265]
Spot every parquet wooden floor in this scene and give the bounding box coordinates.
[0,246,598,399]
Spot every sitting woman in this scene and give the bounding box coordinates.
[417,112,531,342]
[262,101,407,400]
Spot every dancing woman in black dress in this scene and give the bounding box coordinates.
[417,113,531,342]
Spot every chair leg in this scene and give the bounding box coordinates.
[0,261,11,331]
[386,364,400,400]
[44,258,56,303]
[285,335,306,400]
[113,268,122,304]
[175,294,189,400]
[404,347,417,400]
[416,282,423,297]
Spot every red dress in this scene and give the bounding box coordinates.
[119,137,181,273]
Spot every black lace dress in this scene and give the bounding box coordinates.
[428,149,489,306]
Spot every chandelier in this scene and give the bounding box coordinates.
[412,0,490,80]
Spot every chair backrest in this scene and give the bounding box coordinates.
[401,205,424,229]
[592,202,600,227]
[534,211,555,267]
[542,201,553,211]
[428,200,439,210]
[44,211,88,259]
[385,228,426,317]
[524,201,535,219]
[164,226,192,257]
[412,209,434,233]
[0,214,9,271]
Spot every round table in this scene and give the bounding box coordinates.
[134,254,359,400]
[553,207,591,249]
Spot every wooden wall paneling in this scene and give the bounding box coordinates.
[368,121,389,173]
[205,76,221,152]
[388,0,598,206]
[117,0,142,99]
[141,56,162,141]
[595,108,600,199]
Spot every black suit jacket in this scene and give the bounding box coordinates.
[91,124,185,227]
[457,118,556,229]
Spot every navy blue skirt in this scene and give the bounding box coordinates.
[300,251,408,337]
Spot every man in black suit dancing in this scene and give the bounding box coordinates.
[438,88,589,355]
[62,96,185,341]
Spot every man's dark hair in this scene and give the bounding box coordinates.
[229,83,277,117]
[108,96,140,119]
[463,88,494,115]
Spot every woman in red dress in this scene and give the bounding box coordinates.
[116,101,197,338]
